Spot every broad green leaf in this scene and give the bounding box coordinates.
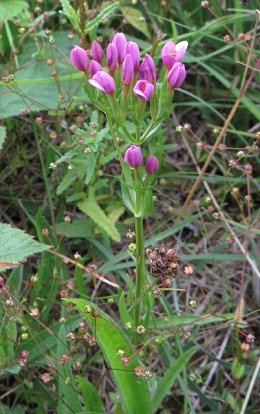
[0,0,28,22]
[78,376,105,414]
[65,298,152,414]
[85,2,119,33]
[6,265,23,293]
[77,199,120,242]
[85,153,96,185]
[149,313,235,330]
[57,170,77,195]
[0,223,50,266]
[119,291,133,324]
[57,325,83,414]
[0,126,6,150]
[121,7,150,38]
[108,207,125,224]
[60,0,80,31]
[152,346,197,412]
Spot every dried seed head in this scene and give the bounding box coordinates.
[60,354,70,364]
[136,325,145,335]
[246,333,255,343]
[41,372,53,383]
[143,369,152,379]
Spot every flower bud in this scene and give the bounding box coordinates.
[88,59,103,76]
[139,54,156,82]
[106,43,118,72]
[167,62,186,89]
[112,32,127,63]
[89,71,116,94]
[122,54,134,85]
[126,41,140,71]
[91,40,103,63]
[124,145,143,168]
[133,80,155,102]
[70,45,89,71]
[161,40,188,69]
[145,156,159,174]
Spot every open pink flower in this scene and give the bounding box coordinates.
[133,80,155,102]
[89,71,116,94]
[161,40,188,70]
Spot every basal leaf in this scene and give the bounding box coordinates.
[0,223,50,266]
[65,298,152,414]
[77,199,120,242]
[78,376,105,414]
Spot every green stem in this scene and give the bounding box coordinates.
[134,215,146,327]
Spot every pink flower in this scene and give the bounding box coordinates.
[133,80,155,102]
[126,41,140,71]
[88,60,103,77]
[122,54,134,85]
[167,62,186,89]
[139,54,156,83]
[89,71,116,94]
[106,43,118,72]
[145,156,159,174]
[112,32,127,63]
[91,40,103,64]
[161,40,188,70]
[124,145,143,168]
[70,46,89,72]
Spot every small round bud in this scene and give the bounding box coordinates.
[21,332,29,340]
[189,300,197,308]
[136,325,145,334]
[126,229,135,240]
[128,243,136,253]
[176,125,183,132]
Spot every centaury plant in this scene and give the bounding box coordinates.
[70,33,188,328]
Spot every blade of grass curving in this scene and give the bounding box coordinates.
[152,346,197,413]
[65,298,152,414]
[77,376,105,414]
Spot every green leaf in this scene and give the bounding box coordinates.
[149,313,235,329]
[0,126,6,150]
[60,0,80,31]
[121,7,150,38]
[0,223,50,267]
[77,199,120,242]
[85,2,119,33]
[0,0,28,22]
[85,153,96,185]
[65,298,152,414]
[152,347,197,412]
[78,376,105,414]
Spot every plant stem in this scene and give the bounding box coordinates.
[134,215,145,327]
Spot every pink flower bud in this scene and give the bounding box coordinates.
[122,54,134,85]
[91,40,103,63]
[161,40,188,70]
[89,71,116,95]
[126,41,140,71]
[145,156,159,174]
[106,43,118,72]
[133,80,155,102]
[112,32,127,63]
[88,60,103,77]
[124,145,143,168]
[167,62,186,89]
[139,54,156,83]
[70,45,89,72]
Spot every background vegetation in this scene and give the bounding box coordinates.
[0,0,259,413]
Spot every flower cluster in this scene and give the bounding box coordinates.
[70,33,188,99]
[124,145,159,174]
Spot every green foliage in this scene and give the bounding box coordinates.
[0,0,28,22]
[77,198,121,242]
[85,2,120,33]
[121,7,150,38]
[78,376,105,414]
[60,0,80,31]
[65,298,152,414]
[0,223,50,266]
[0,126,6,150]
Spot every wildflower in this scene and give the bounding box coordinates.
[18,350,29,366]
[121,356,130,365]
[106,43,118,72]
[117,349,125,356]
[60,354,70,364]
[145,156,159,174]
[41,372,53,383]
[126,229,135,240]
[64,215,71,223]
[240,342,250,352]
[134,366,143,377]
[84,305,91,313]
[70,46,89,72]
[126,41,140,71]
[88,60,103,77]
[66,332,75,340]
[246,333,255,343]
[167,62,186,89]
[244,163,252,174]
[122,54,134,85]
[112,32,127,63]
[133,80,155,102]
[184,265,193,275]
[124,145,143,168]
[189,300,197,308]
[128,243,137,253]
[89,71,116,94]
[136,325,145,334]
[161,40,188,69]
[30,308,40,317]
[229,159,238,168]
[91,40,103,63]
[143,369,152,379]
[139,54,156,83]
